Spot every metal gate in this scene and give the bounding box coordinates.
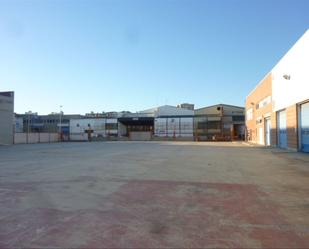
[278,110,287,148]
[300,102,309,152]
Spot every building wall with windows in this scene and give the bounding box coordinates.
[272,29,309,151]
[16,113,82,134]
[0,92,14,145]
[245,74,273,144]
[245,29,309,152]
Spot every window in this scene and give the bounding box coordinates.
[246,108,253,121]
[258,96,271,109]
[232,116,245,122]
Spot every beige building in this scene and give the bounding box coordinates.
[0,91,14,145]
[245,74,273,146]
[194,104,245,141]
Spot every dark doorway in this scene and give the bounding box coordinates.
[118,117,154,137]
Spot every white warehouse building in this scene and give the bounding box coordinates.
[149,105,194,137]
[118,105,194,140]
[70,118,118,141]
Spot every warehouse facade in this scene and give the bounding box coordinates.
[70,118,118,141]
[246,29,309,152]
[69,105,194,141]
[69,104,245,141]
[146,105,194,139]
[194,104,245,141]
[15,112,83,141]
[15,104,244,142]
[0,91,14,145]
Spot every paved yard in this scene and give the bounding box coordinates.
[0,141,308,248]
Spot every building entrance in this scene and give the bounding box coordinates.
[118,117,154,140]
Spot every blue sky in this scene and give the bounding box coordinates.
[0,0,308,114]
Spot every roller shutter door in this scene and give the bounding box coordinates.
[278,110,287,149]
[300,102,309,152]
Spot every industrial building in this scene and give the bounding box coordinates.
[68,104,245,141]
[69,105,194,141]
[15,112,83,139]
[194,104,245,141]
[13,102,244,143]
[13,102,245,143]
[246,29,309,152]
[70,118,118,141]
[0,91,14,145]
[245,74,273,146]
[145,105,194,139]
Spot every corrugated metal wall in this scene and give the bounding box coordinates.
[154,117,193,137]
[70,118,118,140]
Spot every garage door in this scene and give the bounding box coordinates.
[300,102,309,152]
[278,110,287,149]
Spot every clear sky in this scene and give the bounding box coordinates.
[0,0,308,114]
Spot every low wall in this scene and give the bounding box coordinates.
[69,133,89,141]
[129,131,152,141]
[14,133,59,144]
[152,136,194,141]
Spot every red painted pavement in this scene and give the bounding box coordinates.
[0,180,308,248]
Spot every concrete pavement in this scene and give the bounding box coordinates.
[0,141,308,248]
